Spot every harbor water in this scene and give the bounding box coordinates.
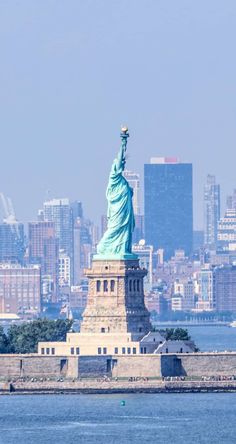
[0,392,236,443]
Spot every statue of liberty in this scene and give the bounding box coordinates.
[95,127,137,260]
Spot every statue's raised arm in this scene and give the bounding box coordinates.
[110,126,129,178]
[95,126,137,260]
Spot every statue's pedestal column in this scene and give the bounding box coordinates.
[80,259,151,340]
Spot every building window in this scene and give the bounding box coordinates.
[98,347,102,354]
[137,280,140,292]
[122,347,126,354]
[46,348,50,355]
[111,280,115,292]
[133,280,136,291]
[114,347,118,354]
[41,348,45,355]
[143,347,147,354]
[180,348,183,353]
[103,347,107,354]
[76,347,80,355]
[104,280,108,292]
[71,347,75,355]
[139,327,142,333]
[166,348,168,353]
[51,348,55,355]
[96,280,101,292]
[127,347,131,354]
[101,327,105,333]
[129,280,132,292]
[133,348,136,354]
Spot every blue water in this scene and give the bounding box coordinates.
[180,325,236,352]
[0,393,236,443]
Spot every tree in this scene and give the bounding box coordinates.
[0,325,9,353]
[164,328,191,341]
[7,319,73,354]
[161,328,199,351]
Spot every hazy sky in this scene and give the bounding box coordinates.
[0,0,236,229]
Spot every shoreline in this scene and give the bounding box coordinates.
[2,380,236,395]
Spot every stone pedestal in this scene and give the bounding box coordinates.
[80,259,151,340]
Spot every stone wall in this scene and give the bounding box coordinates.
[180,353,236,377]
[0,355,22,379]
[78,356,110,378]
[0,355,79,380]
[111,355,162,378]
[1,353,236,380]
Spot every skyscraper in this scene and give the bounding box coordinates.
[0,222,24,264]
[226,189,236,210]
[70,200,83,220]
[72,210,98,286]
[214,265,236,311]
[124,170,144,243]
[144,157,193,259]
[43,198,74,283]
[43,199,73,256]
[204,175,220,249]
[217,209,236,252]
[124,170,140,215]
[101,215,108,238]
[28,221,58,301]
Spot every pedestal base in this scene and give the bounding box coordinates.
[80,258,151,340]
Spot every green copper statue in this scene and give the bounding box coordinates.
[95,127,137,260]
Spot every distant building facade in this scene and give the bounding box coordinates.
[217,209,236,252]
[196,268,215,311]
[204,175,220,249]
[124,170,144,244]
[132,242,154,293]
[0,222,24,264]
[144,157,193,259]
[101,215,108,238]
[173,278,195,311]
[214,265,236,312]
[58,250,71,287]
[43,198,73,257]
[124,170,140,215]
[69,285,88,310]
[226,189,236,210]
[28,221,58,302]
[43,198,74,284]
[0,264,41,316]
[193,230,204,251]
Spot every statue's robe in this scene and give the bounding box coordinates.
[97,157,135,258]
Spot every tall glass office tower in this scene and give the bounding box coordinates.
[204,175,220,249]
[43,199,74,283]
[144,157,193,259]
[0,222,25,264]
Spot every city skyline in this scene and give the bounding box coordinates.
[0,1,236,229]
[0,160,235,233]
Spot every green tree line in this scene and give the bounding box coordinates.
[0,319,73,354]
[0,320,196,354]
